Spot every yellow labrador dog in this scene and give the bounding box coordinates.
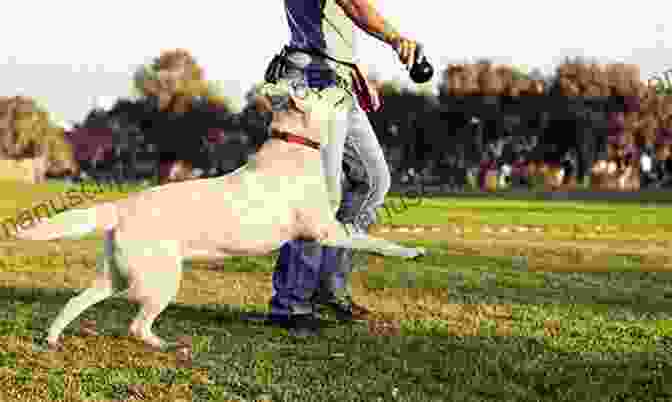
[17,80,425,352]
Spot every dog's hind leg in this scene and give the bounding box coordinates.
[46,275,122,349]
[124,241,184,351]
[45,231,128,349]
[319,222,426,259]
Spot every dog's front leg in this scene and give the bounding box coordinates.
[319,222,425,259]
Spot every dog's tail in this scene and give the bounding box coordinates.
[15,202,118,241]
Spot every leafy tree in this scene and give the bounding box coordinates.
[130,64,157,99]
[510,65,529,81]
[654,82,672,97]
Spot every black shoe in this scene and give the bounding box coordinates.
[314,298,370,323]
[316,300,353,322]
[266,313,322,337]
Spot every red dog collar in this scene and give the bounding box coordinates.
[270,131,321,151]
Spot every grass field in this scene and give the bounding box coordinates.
[1,180,672,401]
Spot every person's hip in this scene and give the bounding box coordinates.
[281,50,354,93]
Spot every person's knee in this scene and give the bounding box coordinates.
[374,162,391,196]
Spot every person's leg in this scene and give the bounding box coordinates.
[268,192,356,327]
[268,154,354,323]
[340,102,391,234]
[271,109,364,322]
[269,240,323,318]
[266,81,352,333]
[313,103,390,317]
[312,189,357,318]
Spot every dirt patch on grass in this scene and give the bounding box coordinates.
[0,335,202,402]
[353,287,514,336]
[179,269,273,307]
[370,224,672,271]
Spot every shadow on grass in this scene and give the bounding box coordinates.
[0,285,269,336]
[2,286,672,401]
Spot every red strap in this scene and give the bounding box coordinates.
[270,131,321,150]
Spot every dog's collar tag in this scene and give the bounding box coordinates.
[270,131,321,151]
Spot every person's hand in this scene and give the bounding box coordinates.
[390,35,420,71]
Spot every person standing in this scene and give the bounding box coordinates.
[264,0,422,336]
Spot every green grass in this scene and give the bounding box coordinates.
[379,196,672,228]
[3,250,672,401]
[4,246,672,401]
[3,182,672,400]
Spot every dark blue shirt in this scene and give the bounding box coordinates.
[284,0,357,89]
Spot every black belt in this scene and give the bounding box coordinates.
[283,46,357,69]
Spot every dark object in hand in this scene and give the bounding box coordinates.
[410,53,434,84]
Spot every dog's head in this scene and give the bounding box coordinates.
[254,79,339,146]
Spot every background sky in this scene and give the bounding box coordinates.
[1,0,671,125]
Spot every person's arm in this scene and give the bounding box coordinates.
[334,0,399,45]
[335,0,417,69]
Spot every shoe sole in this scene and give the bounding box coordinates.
[239,312,271,324]
[314,304,370,324]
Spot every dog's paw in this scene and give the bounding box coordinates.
[400,247,426,260]
[46,339,64,352]
[176,345,192,367]
[80,320,99,337]
[33,334,65,352]
[411,247,427,260]
[50,342,64,352]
